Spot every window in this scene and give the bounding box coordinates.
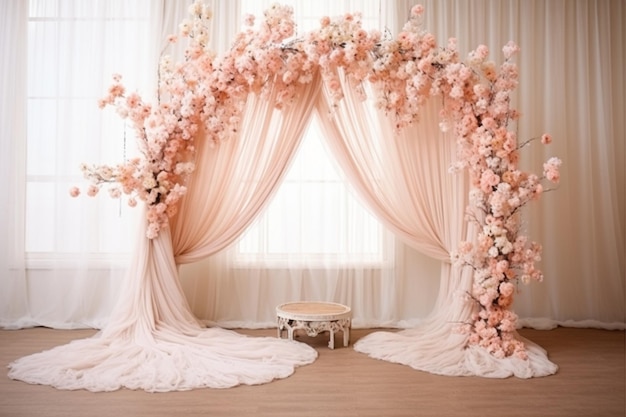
[237,0,391,267]
[26,0,151,260]
[237,116,393,266]
[24,0,390,267]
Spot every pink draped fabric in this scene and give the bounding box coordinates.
[172,76,321,262]
[315,70,558,378]
[316,80,464,261]
[8,78,324,391]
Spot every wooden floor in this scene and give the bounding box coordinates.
[0,327,624,417]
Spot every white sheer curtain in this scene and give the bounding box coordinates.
[0,0,29,327]
[0,0,241,330]
[509,0,625,328]
[1,0,624,333]
[0,0,157,329]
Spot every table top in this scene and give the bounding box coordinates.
[276,301,352,321]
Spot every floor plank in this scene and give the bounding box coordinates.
[0,327,624,417]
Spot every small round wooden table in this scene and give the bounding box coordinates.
[276,301,352,349]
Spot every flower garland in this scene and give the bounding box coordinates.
[71,2,560,358]
[443,44,562,359]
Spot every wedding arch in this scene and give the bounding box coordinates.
[8,2,560,391]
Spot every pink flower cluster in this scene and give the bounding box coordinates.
[301,11,380,104]
[445,44,561,358]
[71,1,214,238]
[368,6,456,131]
[71,3,561,359]
[223,3,312,110]
[77,69,197,238]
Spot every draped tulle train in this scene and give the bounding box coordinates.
[8,224,317,392]
[354,265,559,379]
[354,325,558,379]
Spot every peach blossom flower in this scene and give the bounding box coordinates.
[87,185,99,197]
[108,188,122,199]
[146,223,160,239]
[108,83,125,98]
[502,41,520,59]
[543,157,562,183]
[411,5,424,17]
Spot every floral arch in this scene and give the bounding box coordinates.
[9,2,560,391]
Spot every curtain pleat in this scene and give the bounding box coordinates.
[313,69,556,377]
[171,76,321,261]
[0,0,29,328]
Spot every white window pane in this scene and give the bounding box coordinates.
[28,22,59,97]
[26,0,151,256]
[25,183,56,252]
[27,99,57,176]
[29,0,59,18]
